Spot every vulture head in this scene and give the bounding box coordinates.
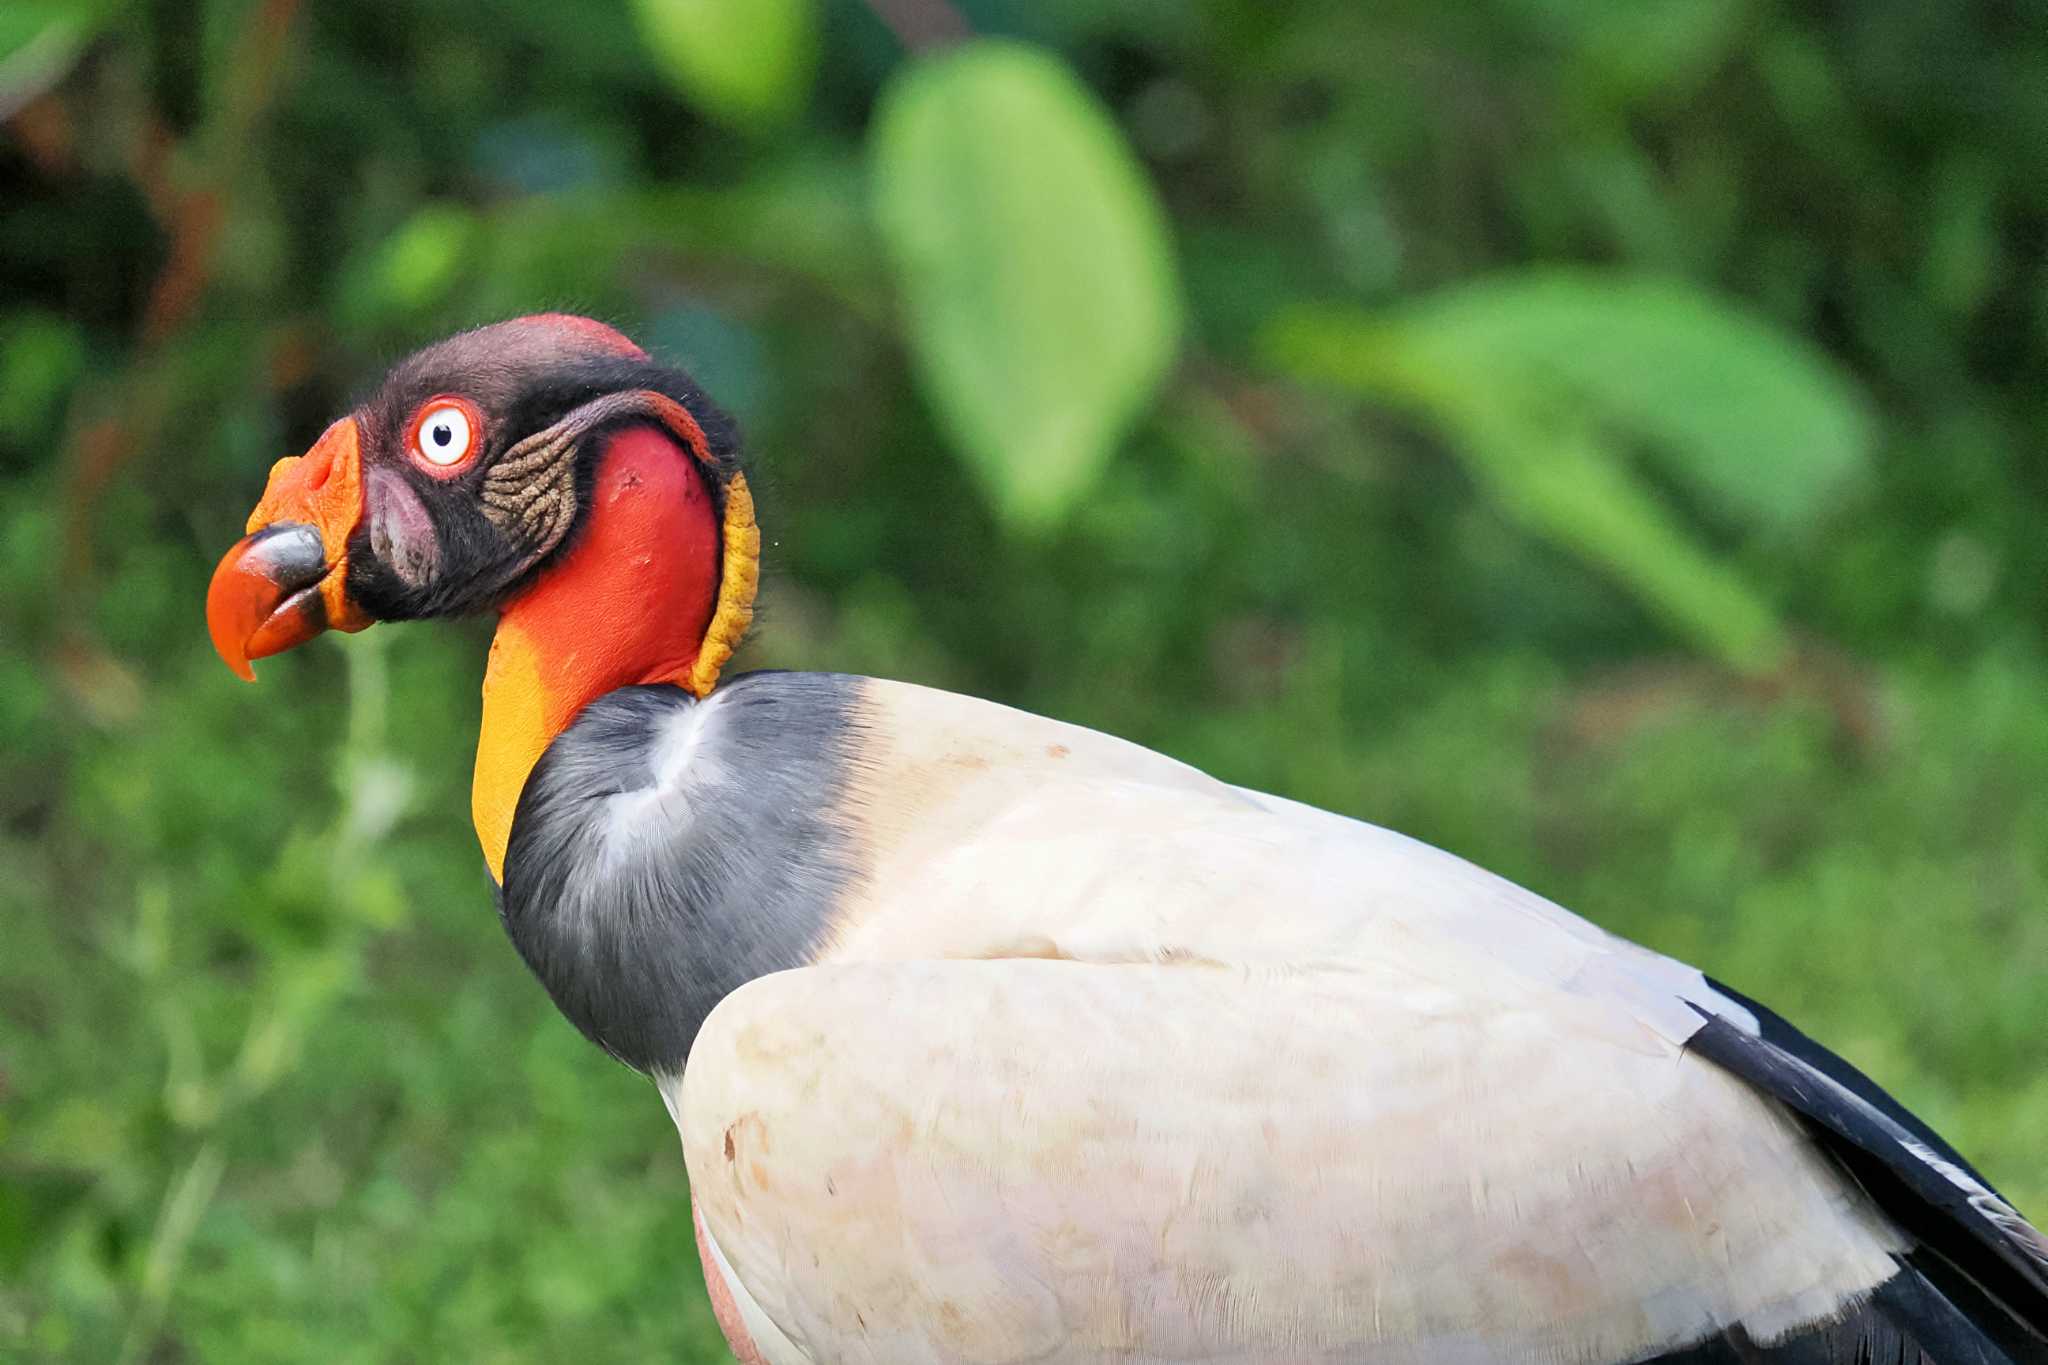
[206,314,760,877]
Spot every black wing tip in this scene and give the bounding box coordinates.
[1701,975,2001,1195]
[1684,1008,2048,1354]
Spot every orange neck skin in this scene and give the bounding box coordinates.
[473,425,721,882]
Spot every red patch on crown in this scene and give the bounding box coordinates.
[516,313,648,360]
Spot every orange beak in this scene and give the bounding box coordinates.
[206,417,375,681]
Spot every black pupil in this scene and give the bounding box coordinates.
[431,423,452,446]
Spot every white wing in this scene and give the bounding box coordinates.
[675,959,1900,1365]
[829,680,1749,1049]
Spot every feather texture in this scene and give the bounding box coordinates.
[508,674,2043,1362]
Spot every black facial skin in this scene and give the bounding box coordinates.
[339,319,741,623]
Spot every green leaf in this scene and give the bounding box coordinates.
[870,40,1183,532]
[1267,303,1793,674]
[1442,398,1789,673]
[631,0,817,130]
[1265,272,1870,671]
[0,0,103,111]
[1395,271,1872,532]
[0,0,95,63]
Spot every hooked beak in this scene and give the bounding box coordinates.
[206,417,375,681]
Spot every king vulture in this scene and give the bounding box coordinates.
[205,316,2048,1364]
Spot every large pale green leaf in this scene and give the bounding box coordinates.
[1267,303,1793,674]
[1397,271,1872,531]
[869,40,1183,531]
[631,0,817,130]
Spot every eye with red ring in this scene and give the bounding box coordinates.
[406,396,484,475]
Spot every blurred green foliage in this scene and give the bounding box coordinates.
[632,0,819,130]
[2,0,2045,1359]
[872,39,1182,529]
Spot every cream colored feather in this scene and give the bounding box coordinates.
[661,680,1906,1363]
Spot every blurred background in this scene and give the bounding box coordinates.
[3,0,2046,1358]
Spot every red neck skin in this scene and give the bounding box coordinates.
[472,425,721,881]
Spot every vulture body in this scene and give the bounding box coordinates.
[207,318,2048,1364]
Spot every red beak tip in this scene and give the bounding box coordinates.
[206,522,334,681]
[208,618,258,682]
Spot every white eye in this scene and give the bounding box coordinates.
[415,404,472,466]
